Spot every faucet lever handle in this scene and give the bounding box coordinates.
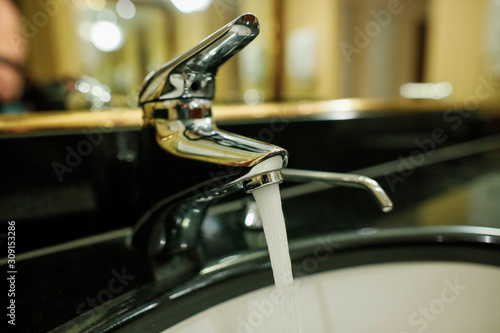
[139,13,259,106]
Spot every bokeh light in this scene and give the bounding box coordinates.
[116,0,136,19]
[90,21,123,52]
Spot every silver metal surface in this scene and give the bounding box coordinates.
[235,168,392,234]
[139,13,259,114]
[282,169,393,212]
[133,14,287,260]
[243,170,284,193]
[240,200,263,230]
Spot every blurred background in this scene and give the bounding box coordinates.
[6,0,500,111]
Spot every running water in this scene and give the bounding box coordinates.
[252,184,300,333]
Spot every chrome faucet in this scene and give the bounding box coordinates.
[132,13,393,266]
[133,14,287,259]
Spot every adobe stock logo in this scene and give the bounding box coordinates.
[401,277,467,333]
[75,268,135,315]
[236,288,289,333]
[51,126,110,182]
[63,267,135,331]
[8,0,71,54]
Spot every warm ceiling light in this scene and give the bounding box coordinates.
[170,0,212,14]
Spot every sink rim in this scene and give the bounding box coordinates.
[51,225,500,332]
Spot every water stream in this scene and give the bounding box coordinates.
[252,184,300,333]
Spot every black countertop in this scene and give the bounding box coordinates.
[2,111,500,332]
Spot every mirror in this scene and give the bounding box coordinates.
[1,0,499,113]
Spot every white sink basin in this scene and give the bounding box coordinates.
[164,261,500,333]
